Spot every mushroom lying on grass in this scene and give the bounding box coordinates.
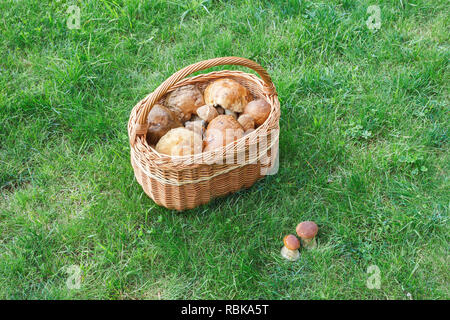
[296,221,319,250]
[281,234,300,261]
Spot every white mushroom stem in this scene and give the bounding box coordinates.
[301,237,317,250]
[280,246,300,261]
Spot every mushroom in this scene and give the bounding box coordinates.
[204,78,251,113]
[146,104,182,145]
[237,114,255,132]
[184,119,206,137]
[196,104,219,122]
[203,115,244,152]
[243,98,271,127]
[165,84,204,122]
[155,127,203,156]
[296,221,319,249]
[281,234,300,261]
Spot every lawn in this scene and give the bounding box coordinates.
[0,0,448,299]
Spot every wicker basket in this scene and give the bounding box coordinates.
[128,57,280,210]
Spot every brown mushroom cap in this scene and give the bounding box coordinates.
[155,127,203,156]
[243,98,271,126]
[204,78,251,113]
[296,221,319,239]
[184,119,206,137]
[283,234,300,250]
[165,84,204,122]
[206,115,243,133]
[237,114,255,132]
[196,104,219,122]
[146,104,182,145]
[203,115,244,152]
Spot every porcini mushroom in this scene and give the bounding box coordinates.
[155,127,203,156]
[237,114,255,132]
[296,221,319,249]
[196,104,219,122]
[165,84,205,122]
[243,98,271,127]
[204,78,251,113]
[281,234,300,261]
[203,115,244,152]
[184,119,206,137]
[146,104,182,145]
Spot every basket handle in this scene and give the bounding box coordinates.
[130,56,276,145]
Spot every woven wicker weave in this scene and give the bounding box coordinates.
[128,57,280,210]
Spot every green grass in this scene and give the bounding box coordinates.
[0,0,448,299]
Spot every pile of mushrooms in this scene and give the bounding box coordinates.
[281,221,319,261]
[146,78,271,156]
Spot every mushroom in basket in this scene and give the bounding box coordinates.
[155,127,203,156]
[203,115,244,152]
[204,78,251,113]
[237,114,255,133]
[196,104,219,123]
[146,104,182,145]
[165,84,205,122]
[243,98,271,127]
